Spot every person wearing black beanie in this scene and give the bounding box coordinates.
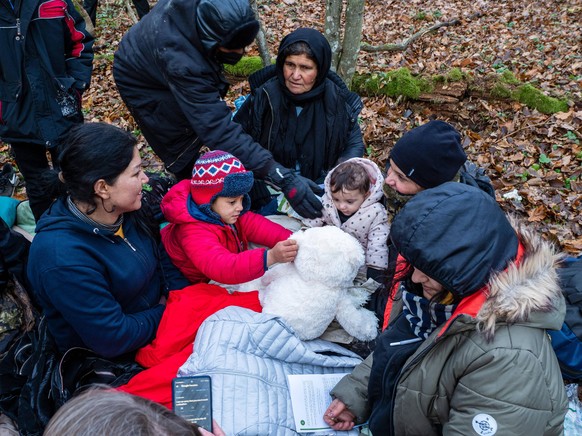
[374,120,493,324]
[386,120,467,195]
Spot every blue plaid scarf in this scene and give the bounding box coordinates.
[401,286,457,340]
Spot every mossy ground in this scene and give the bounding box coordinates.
[513,84,569,114]
[224,56,270,77]
[225,57,569,115]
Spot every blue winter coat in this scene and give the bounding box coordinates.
[27,198,166,358]
[0,0,93,147]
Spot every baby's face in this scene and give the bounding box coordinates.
[331,188,369,217]
[384,159,424,195]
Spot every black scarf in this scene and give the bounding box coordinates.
[273,28,346,181]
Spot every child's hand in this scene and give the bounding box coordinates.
[267,239,298,267]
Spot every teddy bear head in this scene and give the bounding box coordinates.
[290,226,365,288]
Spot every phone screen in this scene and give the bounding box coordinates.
[172,375,212,432]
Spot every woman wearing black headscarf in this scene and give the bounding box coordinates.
[233,28,365,212]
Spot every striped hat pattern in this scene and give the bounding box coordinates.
[190,150,254,205]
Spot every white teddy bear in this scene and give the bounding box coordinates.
[237,226,379,341]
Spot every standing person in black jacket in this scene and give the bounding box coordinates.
[113,0,323,219]
[0,0,94,221]
[233,27,365,213]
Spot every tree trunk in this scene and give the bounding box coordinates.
[71,0,94,35]
[337,0,364,87]
[123,0,139,24]
[324,0,343,71]
[249,0,271,67]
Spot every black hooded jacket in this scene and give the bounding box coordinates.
[113,0,273,175]
[389,182,518,298]
[0,0,93,148]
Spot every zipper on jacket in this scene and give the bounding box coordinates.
[385,339,436,434]
[117,231,154,271]
[122,237,136,251]
[386,315,464,432]
[228,225,244,253]
[265,90,274,152]
[92,227,135,251]
[15,18,22,40]
[166,137,200,173]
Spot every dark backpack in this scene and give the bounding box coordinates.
[548,258,582,382]
[0,315,144,435]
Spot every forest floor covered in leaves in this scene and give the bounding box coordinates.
[1,0,580,253]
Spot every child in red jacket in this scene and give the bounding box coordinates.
[161,150,297,285]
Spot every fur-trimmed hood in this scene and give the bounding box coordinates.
[390,182,565,339]
[476,216,565,338]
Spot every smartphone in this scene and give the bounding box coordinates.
[172,375,213,432]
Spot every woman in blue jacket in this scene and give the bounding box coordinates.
[27,123,178,359]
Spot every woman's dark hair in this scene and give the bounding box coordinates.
[387,260,460,315]
[329,161,370,195]
[279,41,316,66]
[45,123,137,214]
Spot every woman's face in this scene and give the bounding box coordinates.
[283,54,318,94]
[411,268,444,300]
[384,159,424,195]
[106,147,149,215]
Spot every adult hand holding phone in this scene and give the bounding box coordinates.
[198,420,225,436]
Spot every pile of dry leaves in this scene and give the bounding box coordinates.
[1,0,580,253]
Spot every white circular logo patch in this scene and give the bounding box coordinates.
[472,413,498,435]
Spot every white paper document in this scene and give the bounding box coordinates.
[287,373,361,435]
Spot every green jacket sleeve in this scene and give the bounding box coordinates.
[330,352,373,424]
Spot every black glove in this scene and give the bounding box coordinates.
[266,165,323,219]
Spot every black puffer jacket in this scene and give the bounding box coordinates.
[113,0,274,175]
[0,0,93,148]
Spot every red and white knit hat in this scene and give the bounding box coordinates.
[190,150,254,205]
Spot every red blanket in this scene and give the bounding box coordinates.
[117,283,262,408]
